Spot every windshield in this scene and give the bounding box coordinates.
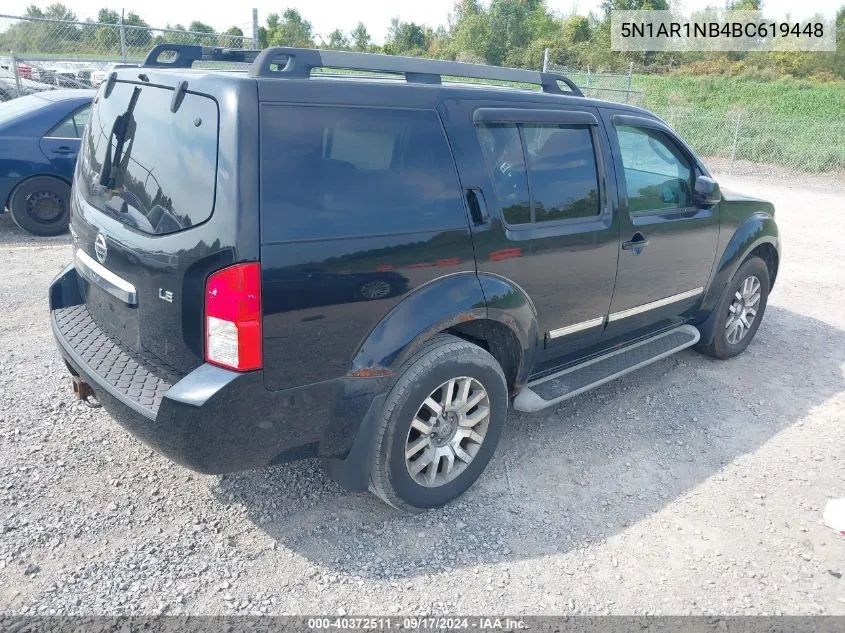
[0,94,50,128]
[77,81,219,235]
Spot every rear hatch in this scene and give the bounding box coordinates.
[69,71,259,378]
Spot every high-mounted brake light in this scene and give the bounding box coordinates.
[204,262,262,371]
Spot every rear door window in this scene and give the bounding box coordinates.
[476,124,531,225]
[78,82,219,235]
[260,105,468,241]
[477,122,601,225]
[46,105,90,139]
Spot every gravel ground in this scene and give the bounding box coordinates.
[1,175,843,616]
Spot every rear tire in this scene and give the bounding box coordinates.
[369,334,508,511]
[696,257,769,360]
[10,176,71,237]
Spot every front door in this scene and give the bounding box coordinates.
[601,111,720,342]
[440,99,621,373]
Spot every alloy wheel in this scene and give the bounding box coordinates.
[404,376,491,487]
[360,280,391,300]
[726,275,762,344]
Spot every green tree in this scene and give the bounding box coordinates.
[600,0,669,14]
[449,0,491,62]
[188,21,215,34]
[562,15,592,43]
[123,12,151,49]
[223,26,245,47]
[43,3,77,21]
[267,9,314,47]
[327,28,350,50]
[350,22,371,51]
[257,26,269,48]
[385,18,428,55]
[486,0,534,66]
[96,8,119,24]
[725,0,762,9]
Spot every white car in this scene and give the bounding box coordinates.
[90,63,120,88]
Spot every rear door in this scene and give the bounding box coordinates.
[39,103,89,175]
[601,111,719,341]
[440,99,620,372]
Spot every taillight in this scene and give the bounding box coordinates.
[204,262,262,371]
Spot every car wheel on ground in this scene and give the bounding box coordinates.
[369,334,508,511]
[358,279,392,301]
[696,256,770,359]
[10,176,71,236]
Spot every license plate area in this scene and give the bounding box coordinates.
[81,280,140,353]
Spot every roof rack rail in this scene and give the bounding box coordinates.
[248,48,583,96]
[143,44,263,68]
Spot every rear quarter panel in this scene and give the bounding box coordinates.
[256,85,481,392]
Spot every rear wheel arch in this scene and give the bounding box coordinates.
[10,172,72,196]
[349,272,539,382]
[443,318,526,395]
[7,173,73,209]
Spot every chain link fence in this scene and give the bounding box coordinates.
[0,13,251,99]
[545,56,844,182]
[545,57,642,106]
[1,16,841,183]
[654,108,845,180]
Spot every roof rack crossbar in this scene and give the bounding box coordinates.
[143,44,263,68]
[248,48,583,96]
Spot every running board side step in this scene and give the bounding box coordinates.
[513,324,700,413]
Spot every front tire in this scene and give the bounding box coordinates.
[369,334,508,511]
[9,176,71,237]
[696,256,770,360]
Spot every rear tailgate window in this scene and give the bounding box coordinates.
[78,81,218,235]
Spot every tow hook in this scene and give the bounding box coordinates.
[72,376,102,409]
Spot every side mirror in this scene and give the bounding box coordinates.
[693,175,721,208]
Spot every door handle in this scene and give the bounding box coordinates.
[622,232,649,251]
[465,188,490,226]
[52,146,75,155]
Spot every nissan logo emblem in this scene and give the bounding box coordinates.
[94,233,108,265]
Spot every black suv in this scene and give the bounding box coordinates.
[49,45,780,511]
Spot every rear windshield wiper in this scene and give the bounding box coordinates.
[99,86,141,190]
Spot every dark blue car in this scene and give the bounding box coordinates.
[0,89,94,236]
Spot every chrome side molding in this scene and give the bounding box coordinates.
[548,316,605,340]
[547,287,704,340]
[607,287,703,323]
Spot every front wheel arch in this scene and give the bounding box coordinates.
[696,242,777,348]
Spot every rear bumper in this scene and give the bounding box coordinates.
[49,264,386,482]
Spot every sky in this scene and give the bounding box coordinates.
[5,0,841,43]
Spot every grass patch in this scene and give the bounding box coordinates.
[632,74,845,172]
[633,74,845,119]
